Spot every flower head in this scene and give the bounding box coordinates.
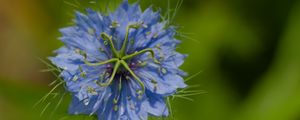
[49,1,187,119]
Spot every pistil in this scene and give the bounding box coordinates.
[82,23,160,95]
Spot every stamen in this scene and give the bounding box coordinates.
[87,86,98,95]
[99,47,105,52]
[113,98,118,104]
[129,23,143,29]
[146,31,151,35]
[80,71,87,78]
[113,105,118,111]
[150,79,157,84]
[78,66,87,78]
[155,44,161,49]
[112,77,122,105]
[162,68,167,74]
[137,60,147,67]
[110,21,120,28]
[159,67,167,74]
[130,38,134,46]
[72,75,79,81]
[153,33,158,38]
[99,73,105,80]
[125,76,130,80]
[88,28,95,35]
[75,49,87,58]
[151,79,158,91]
[78,66,83,72]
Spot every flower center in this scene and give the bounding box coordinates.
[83,23,159,95]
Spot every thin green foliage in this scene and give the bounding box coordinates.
[34,58,67,119]
[162,71,205,119]
[40,102,52,117]
[161,0,183,26]
[167,0,171,24]
[33,81,64,108]
[185,70,203,82]
[64,0,80,9]
[177,31,201,44]
[171,0,183,22]
[167,97,174,119]
[50,92,67,118]
[173,71,206,101]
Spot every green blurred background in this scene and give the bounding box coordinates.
[1,0,300,120]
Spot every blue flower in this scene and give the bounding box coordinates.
[49,1,187,120]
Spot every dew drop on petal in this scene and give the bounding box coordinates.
[83,99,89,106]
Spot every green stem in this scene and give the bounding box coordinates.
[120,60,145,95]
[122,48,160,63]
[84,58,118,66]
[96,61,121,86]
[101,33,119,57]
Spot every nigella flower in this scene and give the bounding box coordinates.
[49,1,187,119]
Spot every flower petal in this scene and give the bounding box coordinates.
[143,92,169,116]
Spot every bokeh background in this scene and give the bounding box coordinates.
[0,0,300,120]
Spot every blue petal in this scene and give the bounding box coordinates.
[70,87,112,116]
[91,88,112,114]
[68,96,97,115]
[140,7,160,25]
[127,3,142,21]
[164,52,187,67]
[124,79,148,120]
[137,68,186,96]
[143,92,169,116]
[74,11,94,32]
[85,8,105,34]
[48,50,83,71]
